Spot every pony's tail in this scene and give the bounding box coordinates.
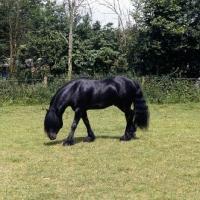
[133,82,149,129]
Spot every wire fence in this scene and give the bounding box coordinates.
[0,76,199,91]
[0,76,198,82]
[0,76,199,105]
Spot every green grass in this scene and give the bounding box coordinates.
[0,104,200,199]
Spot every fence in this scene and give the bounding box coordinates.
[0,76,68,105]
[0,76,199,105]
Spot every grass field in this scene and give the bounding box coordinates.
[0,103,200,199]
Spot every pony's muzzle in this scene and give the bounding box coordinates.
[48,132,57,140]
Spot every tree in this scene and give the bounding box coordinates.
[0,0,42,76]
[17,0,69,74]
[62,0,90,79]
[132,0,200,77]
[99,0,133,31]
[98,0,133,53]
[180,0,200,77]
[130,0,199,75]
[73,20,128,76]
[0,2,9,61]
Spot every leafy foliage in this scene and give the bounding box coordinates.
[134,0,200,76]
[142,76,200,104]
[0,0,200,78]
[0,76,199,106]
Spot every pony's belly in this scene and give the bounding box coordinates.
[87,102,112,110]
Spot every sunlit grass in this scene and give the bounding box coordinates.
[0,103,200,199]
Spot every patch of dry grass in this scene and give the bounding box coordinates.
[0,103,200,199]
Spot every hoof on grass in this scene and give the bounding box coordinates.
[83,136,95,142]
[63,140,74,146]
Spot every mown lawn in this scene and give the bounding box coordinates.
[0,103,200,199]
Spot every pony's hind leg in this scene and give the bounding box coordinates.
[129,122,137,138]
[120,109,135,141]
[82,111,96,142]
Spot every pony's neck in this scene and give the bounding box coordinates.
[51,98,70,116]
[50,85,72,115]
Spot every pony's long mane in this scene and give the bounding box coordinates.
[44,108,63,135]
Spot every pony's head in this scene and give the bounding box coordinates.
[44,108,63,140]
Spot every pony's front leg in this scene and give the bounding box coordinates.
[82,111,96,142]
[63,110,81,146]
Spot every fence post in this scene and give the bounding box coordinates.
[43,77,47,85]
[142,76,145,86]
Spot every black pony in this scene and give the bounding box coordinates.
[44,76,149,146]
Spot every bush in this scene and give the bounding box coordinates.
[141,76,200,104]
[0,75,199,106]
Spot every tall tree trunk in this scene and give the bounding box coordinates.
[6,0,19,77]
[9,37,14,76]
[68,15,73,80]
[65,0,87,80]
[6,0,13,77]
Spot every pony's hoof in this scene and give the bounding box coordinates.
[120,135,131,141]
[132,132,137,139]
[63,140,74,146]
[83,136,95,142]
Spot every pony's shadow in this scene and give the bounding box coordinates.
[97,135,120,140]
[43,137,85,146]
[98,135,139,140]
[43,135,139,146]
[43,140,65,146]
